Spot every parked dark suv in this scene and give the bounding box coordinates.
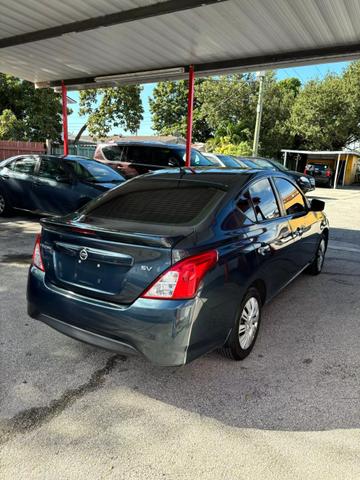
[94,141,213,178]
[304,163,334,188]
[28,168,329,366]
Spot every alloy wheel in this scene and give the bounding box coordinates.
[238,297,260,350]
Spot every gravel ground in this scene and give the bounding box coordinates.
[1,187,360,479]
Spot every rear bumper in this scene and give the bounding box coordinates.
[27,266,200,366]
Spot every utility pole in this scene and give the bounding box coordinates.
[252,71,266,157]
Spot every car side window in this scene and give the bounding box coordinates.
[38,158,68,180]
[274,178,307,216]
[126,146,153,166]
[237,190,257,222]
[102,146,126,161]
[152,148,177,167]
[8,156,37,174]
[249,178,280,221]
[222,190,256,230]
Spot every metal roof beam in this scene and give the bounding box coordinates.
[194,43,360,74]
[0,0,226,49]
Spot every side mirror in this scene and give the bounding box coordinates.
[310,198,325,212]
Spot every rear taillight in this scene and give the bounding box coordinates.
[325,169,331,177]
[141,250,218,300]
[32,234,44,271]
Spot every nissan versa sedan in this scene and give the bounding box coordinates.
[27,169,329,366]
[0,155,124,216]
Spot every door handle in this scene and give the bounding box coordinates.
[257,245,271,256]
[294,227,304,237]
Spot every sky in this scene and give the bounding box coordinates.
[67,61,350,138]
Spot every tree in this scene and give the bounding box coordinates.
[290,74,353,150]
[260,76,301,156]
[78,85,144,141]
[0,109,23,140]
[149,80,212,142]
[200,73,300,157]
[342,61,360,145]
[0,74,63,141]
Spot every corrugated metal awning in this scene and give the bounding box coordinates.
[1,0,360,89]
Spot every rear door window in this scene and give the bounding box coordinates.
[249,178,280,221]
[274,178,307,216]
[38,157,68,180]
[126,146,153,167]
[152,148,179,167]
[86,179,224,226]
[9,156,37,174]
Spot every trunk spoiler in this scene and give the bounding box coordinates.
[40,217,193,249]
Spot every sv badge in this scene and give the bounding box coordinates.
[141,265,153,272]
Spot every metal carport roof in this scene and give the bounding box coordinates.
[1,0,360,90]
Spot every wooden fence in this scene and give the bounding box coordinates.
[0,140,46,161]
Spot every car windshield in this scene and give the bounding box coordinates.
[269,159,289,171]
[242,158,288,171]
[64,158,124,183]
[217,155,248,168]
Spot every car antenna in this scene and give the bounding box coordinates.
[169,157,195,176]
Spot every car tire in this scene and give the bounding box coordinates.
[220,287,262,361]
[306,235,327,276]
[0,190,12,217]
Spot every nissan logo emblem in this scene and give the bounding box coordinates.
[79,249,88,261]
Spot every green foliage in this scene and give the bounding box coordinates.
[0,109,23,140]
[290,74,353,150]
[150,73,300,157]
[79,85,144,139]
[206,136,252,156]
[0,74,63,141]
[149,80,212,142]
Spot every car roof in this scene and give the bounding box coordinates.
[138,167,269,189]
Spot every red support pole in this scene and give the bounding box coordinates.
[185,65,195,167]
[61,80,69,156]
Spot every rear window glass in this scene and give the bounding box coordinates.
[87,182,223,226]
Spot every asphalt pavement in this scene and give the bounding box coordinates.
[1,187,360,479]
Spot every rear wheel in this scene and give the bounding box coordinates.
[306,235,327,275]
[0,190,12,217]
[220,287,262,360]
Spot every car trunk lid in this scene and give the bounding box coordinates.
[40,218,187,305]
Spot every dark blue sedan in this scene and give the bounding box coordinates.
[0,154,124,216]
[27,168,328,366]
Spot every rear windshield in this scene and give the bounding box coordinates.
[85,179,224,226]
[306,163,329,170]
[64,159,124,183]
